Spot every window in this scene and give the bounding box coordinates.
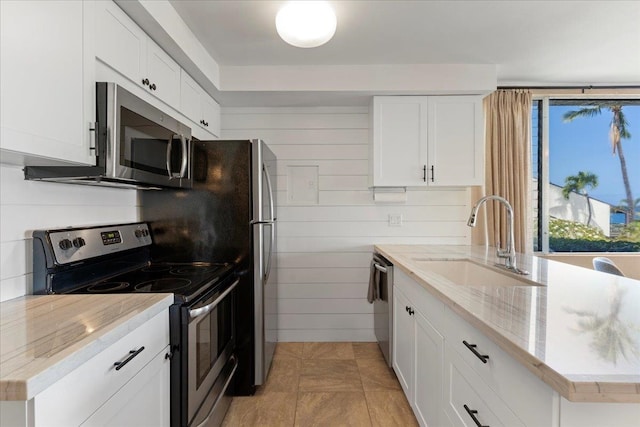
[532,98,640,252]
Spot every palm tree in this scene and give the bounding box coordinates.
[562,171,599,227]
[563,103,634,225]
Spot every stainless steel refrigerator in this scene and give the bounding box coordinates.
[140,139,277,395]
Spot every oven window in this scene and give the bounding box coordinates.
[119,107,182,175]
[195,290,234,388]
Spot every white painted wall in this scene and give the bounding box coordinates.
[0,164,138,302]
[222,106,472,342]
[548,183,611,236]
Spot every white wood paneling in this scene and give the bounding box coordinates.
[222,107,471,342]
[0,164,138,301]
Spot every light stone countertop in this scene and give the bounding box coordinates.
[375,244,640,404]
[0,294,173,400]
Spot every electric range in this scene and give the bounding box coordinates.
[32,222,239,427]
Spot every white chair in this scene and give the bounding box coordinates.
[592,257,625,277]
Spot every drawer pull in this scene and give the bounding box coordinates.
[463,340,489,363]
[114,346,145,371]
[464,404,489,427]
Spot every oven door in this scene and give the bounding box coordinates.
[185,277,238,425]
[107,83,192,188]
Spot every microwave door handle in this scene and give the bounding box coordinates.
[189,279,239,319]
[179,135,188,178]
[166,138,174,178]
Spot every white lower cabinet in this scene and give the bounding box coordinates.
[393,270,446,427]
[392,266,640,427]
[393,285,414,399]
[80,346,170,427]
[444,343,524,427]
[1,310,170,427]
[414,309,445,427]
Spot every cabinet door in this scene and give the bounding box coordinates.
[202,94,221,138]
[393,286,415,401]
[146,39,181,108]
[372,96,428,187]
[427,96,483,186]
[414,310,446,427]
[180,70,203,126]
[80,346,170,427]
[95,0,147,86]
[1,0,95,165]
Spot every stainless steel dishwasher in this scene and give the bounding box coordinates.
[372,253,393,367]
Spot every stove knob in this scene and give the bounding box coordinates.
[135,229,143,238]
[72,237,86,248]
[59,239,72,250]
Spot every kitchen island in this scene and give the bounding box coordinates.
[375,244,640,426]
[0,294,173,426]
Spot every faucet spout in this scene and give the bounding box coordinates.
[467,195,528,275]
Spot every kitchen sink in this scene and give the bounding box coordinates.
[414,259,542,287]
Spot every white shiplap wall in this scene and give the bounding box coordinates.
[222,107,472,342]
[0,164,138,302]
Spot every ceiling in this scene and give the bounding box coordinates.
[166,1,640,106]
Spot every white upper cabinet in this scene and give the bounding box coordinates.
[180,71,221,139]
[370,95,484,187]
[0,0,96,166]
[96,1,180,107]
[427,96,484,186]
[146,40,181,108]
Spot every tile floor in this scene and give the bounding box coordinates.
[222,342,418,426]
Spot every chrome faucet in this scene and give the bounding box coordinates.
[467,195,529,275]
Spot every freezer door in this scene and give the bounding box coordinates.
[252,140,278,385]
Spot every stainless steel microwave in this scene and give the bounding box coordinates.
[25,83,192,189]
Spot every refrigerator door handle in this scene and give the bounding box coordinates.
[263,164,275,222]
[262,162,276,283]
[265,223,274,282]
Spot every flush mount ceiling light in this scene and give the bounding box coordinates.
[276,1,337,48]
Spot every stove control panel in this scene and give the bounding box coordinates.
[47,223,152,265]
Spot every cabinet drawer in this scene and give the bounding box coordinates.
[444,308,554,426]
[444,344,524,427]
[33,310,169,426]
[80,345,170,427]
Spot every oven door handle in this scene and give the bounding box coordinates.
[189,279,239,320]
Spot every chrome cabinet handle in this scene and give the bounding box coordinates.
[463,340,490,363]
[373,263,387,273]
[114,347,145,371]
[463,404,489,427]
[189,279,239,319]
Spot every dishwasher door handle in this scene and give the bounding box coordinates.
[374,263,388,273]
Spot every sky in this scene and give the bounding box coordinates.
[548,103,640,209]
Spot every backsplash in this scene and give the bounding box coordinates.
[222,106,472,341]
[0,164,138,302]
